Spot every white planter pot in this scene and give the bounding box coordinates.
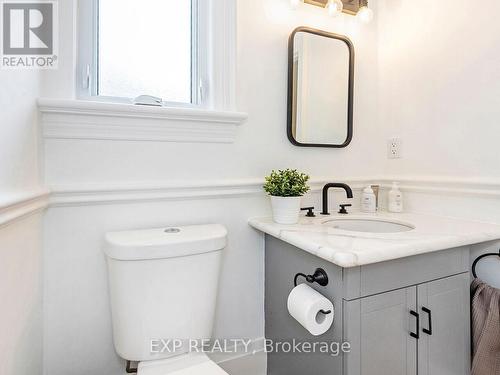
[270,196,302,224]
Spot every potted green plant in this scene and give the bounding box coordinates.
[263,169,310,224]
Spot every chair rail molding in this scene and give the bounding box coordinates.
[0,176,498,223]
[6,177,500,211]
[0,189,50,227]
[47,178,376,207]
[49,180,267,207]
[46,176,500,207]
[38,99,248,143]
[377,176,500,197]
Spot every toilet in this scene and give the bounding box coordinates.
[103,224,229,375]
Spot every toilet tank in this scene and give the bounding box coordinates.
[103,224,227,362]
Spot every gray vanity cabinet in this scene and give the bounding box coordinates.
[264,235,471,375]
[343,273,470,375]
[417,273,470,375]
[343,287,418,375]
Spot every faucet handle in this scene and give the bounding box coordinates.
[301,207,316,217]
[338,204,352,215]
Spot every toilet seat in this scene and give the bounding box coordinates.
[137,353,228,375]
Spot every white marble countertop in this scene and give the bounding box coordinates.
[248,212,500,268]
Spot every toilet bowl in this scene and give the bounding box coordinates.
[137,353,228,375]
[103,224,228,374]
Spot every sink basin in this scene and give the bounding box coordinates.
[323,218,414,233]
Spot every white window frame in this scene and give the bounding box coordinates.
[76,0,236,111]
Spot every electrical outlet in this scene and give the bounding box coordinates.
[387,138,402,159]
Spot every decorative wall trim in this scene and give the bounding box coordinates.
[0,177,498,217]
[0,190,50,227]
[377,176,500,198]
[38,99,248,143]
[46,177,500,207]
[49,180,265,206]
[48,178,371,207]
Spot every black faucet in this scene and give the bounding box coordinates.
[321,183,353,215]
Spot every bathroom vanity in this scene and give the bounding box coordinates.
[249,213,500,375]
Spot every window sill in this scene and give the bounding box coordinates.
[38,99,248,143]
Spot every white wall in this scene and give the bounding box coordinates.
[378,0,500,178]
[41,1,381,375]
[0,60,44,375]
[0,71,42,193]
[377,0,500,285]
[0,214,43,375]
[44,1,381,186]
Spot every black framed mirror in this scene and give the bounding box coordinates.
[287,27,355,148]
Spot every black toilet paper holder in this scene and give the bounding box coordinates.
[293,268,331,315]
[293,268,329,287]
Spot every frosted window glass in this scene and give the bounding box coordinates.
[98,0,192,103]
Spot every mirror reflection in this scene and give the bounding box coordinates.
[288,28,354,148]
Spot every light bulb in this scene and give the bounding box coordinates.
[357,5,374,23]
[290,0,301,10]
[327,0,343,17]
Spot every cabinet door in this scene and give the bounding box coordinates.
[344,287,418,375]
[417,273,470,375]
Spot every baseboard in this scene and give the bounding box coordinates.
[217,350,267,375]
[210,337,267,375]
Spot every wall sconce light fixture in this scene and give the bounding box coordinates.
[327,0,344,17]
[293,0,374,23]
[356,0,374,23]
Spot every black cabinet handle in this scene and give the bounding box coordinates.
[422,307,432,335]
[410,310,420,339]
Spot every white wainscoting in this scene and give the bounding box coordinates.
[43,192,269,375]
[31,175,500,375]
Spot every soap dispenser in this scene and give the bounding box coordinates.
[388,182,404,213]
[361,186,376,213]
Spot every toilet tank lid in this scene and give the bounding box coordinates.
[104,224,227,261]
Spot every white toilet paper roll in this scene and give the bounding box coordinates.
[287,283,334,336]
